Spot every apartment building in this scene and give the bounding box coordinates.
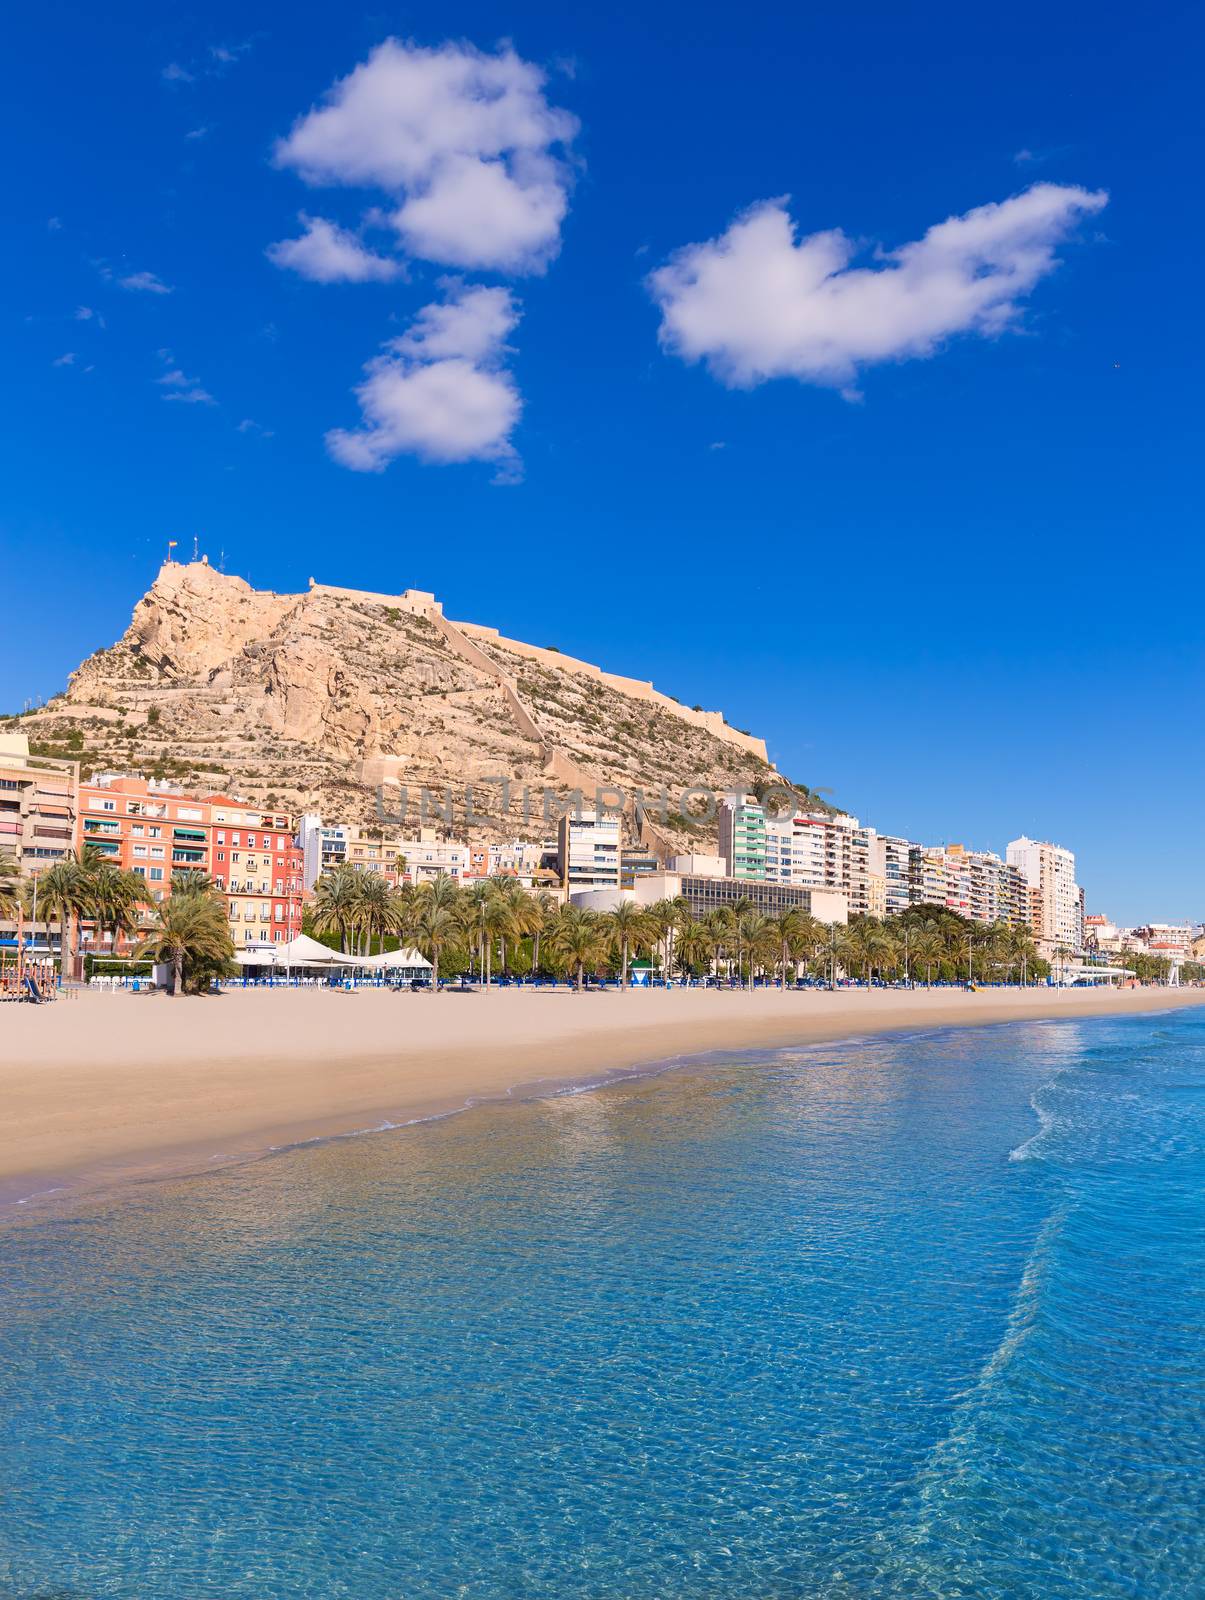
[464,839,546,882]
[1006,836,1080,954]
[78,776,303,951]
[298,816,473,889]
[0,734,78,872]
[718,796,767,880]
[871,835,920,918]
[299,816,350,889]
[208,792,305,947]
[721,796,874,915]
[937,844,1032,927]
[1132,924,1193,962]
[556,811,621,893]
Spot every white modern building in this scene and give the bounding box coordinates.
[1006,836,1081,953]
[556,811,621,894]
[721,796,873,915]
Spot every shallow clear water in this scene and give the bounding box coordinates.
[2,1011,1203,1599]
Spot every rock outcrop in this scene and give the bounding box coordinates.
[13,562,784,850]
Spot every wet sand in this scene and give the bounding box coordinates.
[3,984,1203,1204]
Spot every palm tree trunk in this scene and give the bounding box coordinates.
[622,939,629,988]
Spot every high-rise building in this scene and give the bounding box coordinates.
[1006,836,1080,954]
[556,811,621,893]
[723,797,873,915]
[719,796,768,880]
[938,844,1033,927]
[870,835,922,918]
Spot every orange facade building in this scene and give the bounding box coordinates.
[77,776,304,955]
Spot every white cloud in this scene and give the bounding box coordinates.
[155,352,214,405]
[162,62,194,84]
[47,216,62,231]
[74,305,93,320]
[120,270,173,294]
[326,283,521,477]
[648,182,1108,392]
[53,352,76,367]
[266,214,403,283]
[274,39,577,273]
[185,125,210,141]
[163,385,215,405]
[237,418,275,438]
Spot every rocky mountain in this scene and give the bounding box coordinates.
[8,562,825,853]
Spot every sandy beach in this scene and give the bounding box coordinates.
[3,984,1203,1203]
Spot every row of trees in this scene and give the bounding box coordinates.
[4,847,1195,995]
[0,845,236,994]
[308,867,1059,990]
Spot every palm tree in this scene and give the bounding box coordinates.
[676,920,713,979]
[910,929,945,988]
[34,846,103,979]
[412,900,458,990]
[528,889,558,977]
[461,880,494,981]
[608,900,650,988]
[90,863,145,955]
[859,922,898,984]
[833,930,862,984]
[171,868,218,897]
[0,853,20,922]
[703,909,732,982]
[310,865,361,953]
[136,891,235,996]
[735,912,775,987]
[775,909,823,987]
[547,905,609,992]
[356,871,403,956]
[1052,943,1075,986]
[423,872,461,913]
[729,897,754,986]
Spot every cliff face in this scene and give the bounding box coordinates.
[14,563,781,848]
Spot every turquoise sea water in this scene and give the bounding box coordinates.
[2,1010,1204,1598]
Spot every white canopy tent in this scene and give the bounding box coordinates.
[235,934,354,969]
[235,936,431,975]
[354,947,432,972]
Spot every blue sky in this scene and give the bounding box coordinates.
[3,0,1202,924]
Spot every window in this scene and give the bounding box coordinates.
[131,824,144,838]
[133,844,147,858]
[150,846,165,859]
[149,867,164,882]
[216,831,226,845]
[131,865,146,877]
[148,826,162,839]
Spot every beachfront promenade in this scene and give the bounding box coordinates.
[5,984,1204,1204]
